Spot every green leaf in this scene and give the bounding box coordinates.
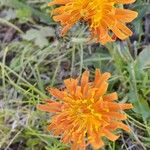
[0,0,52,24]
[139,98,150,120]
[1,9,16,20]
[132,3,150,34]
[10,57,22,72]
[16,7,32,23]
[137,46,150,70]
[26,138,40,147]
[22,27,55,48]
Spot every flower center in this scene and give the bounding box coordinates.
[80,9,89,18]
[71,99,102,121]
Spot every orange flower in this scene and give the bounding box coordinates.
[37,69,133,150]
[48,0,138,44]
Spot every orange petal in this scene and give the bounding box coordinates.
[47,123,55,131]
[105,112,127,120]
[111,25,128,40]
[98,23,114,44]
[107,102,133,110]
[103,129,119,141]
[79,139,86,150]
[113,122,131,132]
[116,22,133,36]
[48,0,71,6]
[37,101,62,113]
[94,82,108,100]
[115,0,136,4]
[47,87,65,100]
[115,8,138,22]
[94,72,111,88]
[81,70,89,94]
[71,142,78,150]
[93,69,101,86]
[88,132,104,149]
[64,78,78,94]
[103,92,118,101]
[62,134,71,144]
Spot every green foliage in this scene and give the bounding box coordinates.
[106,43,150,121]
[16,7,32,23]
[22,27,55,48]
[0,0,51,24]
[137,46,150,70]
[0,0,150,150]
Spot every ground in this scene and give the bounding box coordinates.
[0,0,150,150]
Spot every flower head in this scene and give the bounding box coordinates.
[48,0,138,44]
[37,69,133,150]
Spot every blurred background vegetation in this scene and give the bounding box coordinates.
[0,0,150,149]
